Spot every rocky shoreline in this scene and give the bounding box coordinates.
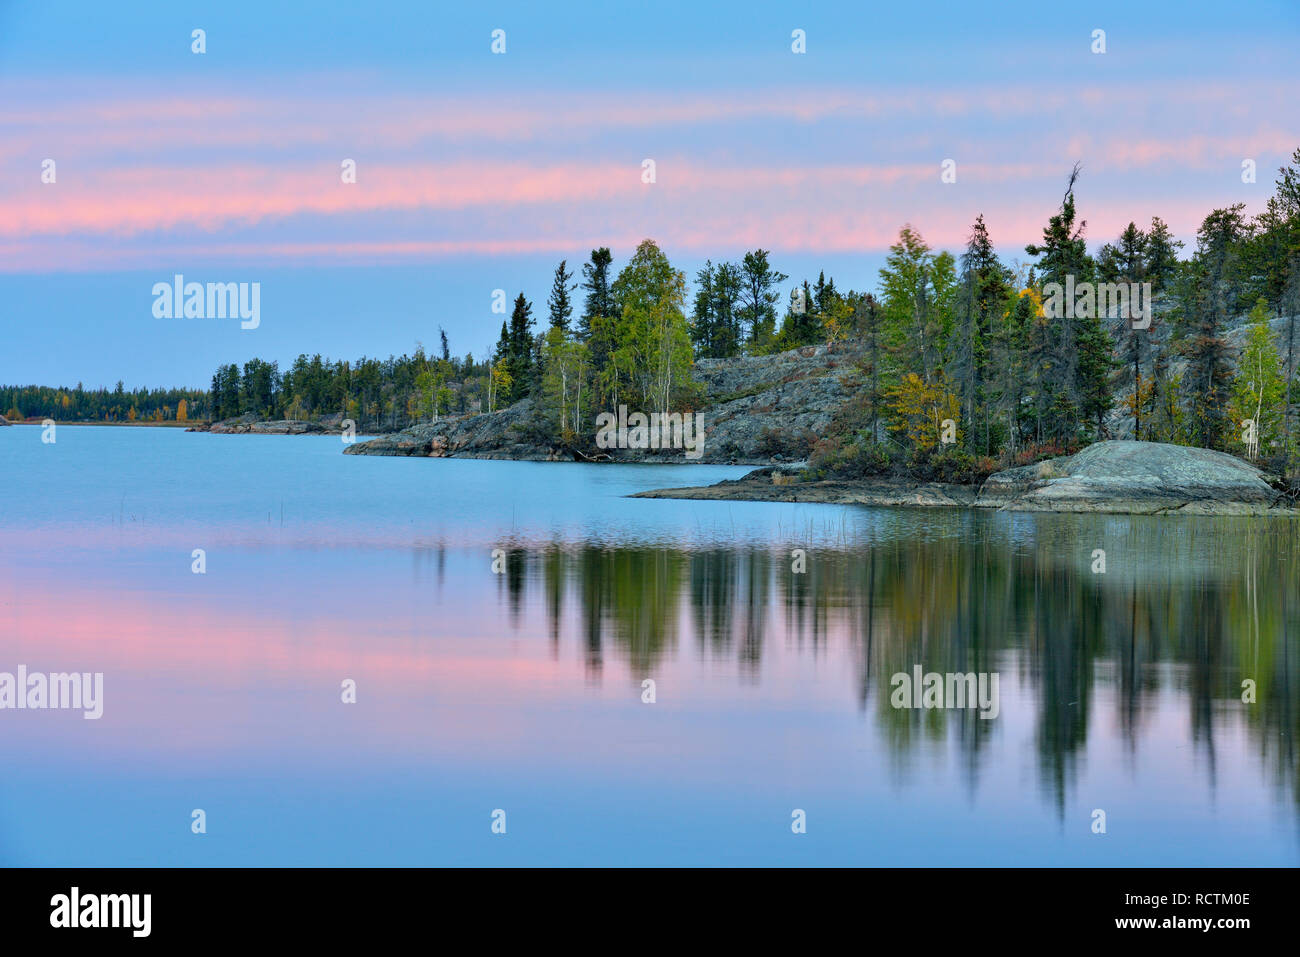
[633,441,1298,516]
[343,343,856,464]
[188,412,365,435]
[180,341,1299,516]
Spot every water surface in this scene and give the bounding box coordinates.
[0,426,1296,865]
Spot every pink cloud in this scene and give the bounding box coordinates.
[1,76,1291,270]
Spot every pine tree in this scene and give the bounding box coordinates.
[492,321,510,365]
[1025,165,1098,442]
[711,261,743,358]
[506,294,535,404]
[855,292,887,442]
[952,215,1010,454]
[1102,222,1150,438]
[736,249,788,352]
[579,248,615,338]
[691,261,717,358]
[995,289,1036,453]
[547,260,576,332]
[1076,310,1117,438]
[1182,206,1246,449]
[1144,217,1184,294]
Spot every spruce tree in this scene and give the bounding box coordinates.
[507,294,535,403]
[736,249,788,352]
[953,215,1009,453]
[1103,222,1150,438]
[547,260,575,332]
[691,261,717,358]
[1025,165,1098,442]
[1181,206,1246,449]
[579,248,615,338]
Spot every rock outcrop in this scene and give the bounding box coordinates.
[342,398,567,460]
[973,440,1283,514]
[631,467,979,507]
[345,342,859,463]
[637,441,1294,516]
[193,412,359,435]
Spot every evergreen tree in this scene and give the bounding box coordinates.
[492,321,510,365]
[878,226,955,385]
[711,261,743,358]
[736,249,788,352]
[995,289,1036,453]
[1076,310,1117,438]
[951,215,1010,453]
[691,261,717,358]
[1025,165,1098,442]
[547,259,576,332]
[1144,216,1184,294]
[1102,222,1151,438]
[1181,206,1246,449]
[506,293,535,404]
[580,248,615,338]
[855,292,887,441]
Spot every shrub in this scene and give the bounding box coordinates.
[806,435,891,480]
[756,426,817,460]
[1012,441,1078,468]
[907,445,999,484]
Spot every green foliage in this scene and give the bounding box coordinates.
[1230,299,1285,460]
[547,259,576,333]
[909,444,991,484]
[56,145,1300,474]
[805,435,892,480]
[884,372,960,454]
[539,326,591,441]
[736,249,789,351]
[0,381,207,423]
[878,226,953,383]
[1023,164,1098,444]
[755,426,817,460]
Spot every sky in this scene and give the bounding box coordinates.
[1,0,1298,388]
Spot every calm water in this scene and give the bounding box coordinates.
[0,426,1296,865]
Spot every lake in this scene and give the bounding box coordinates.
[0,425,1296,865]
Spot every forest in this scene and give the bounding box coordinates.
[8,149,1299,482]
[1,381,207,425]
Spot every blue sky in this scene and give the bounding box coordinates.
[1,0,1298,387]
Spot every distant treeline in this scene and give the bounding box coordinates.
[206,331,491,430]
[1,382,207,423]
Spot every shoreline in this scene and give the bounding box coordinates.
[632,443,1300,516]
[1,419,195,428]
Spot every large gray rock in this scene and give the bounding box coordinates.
[697,343,856,462]
[207,414,335,435]
[975,440,1284,514]
[345,342,861,464]
[639,440,1293,515]
[344,398,565,460]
